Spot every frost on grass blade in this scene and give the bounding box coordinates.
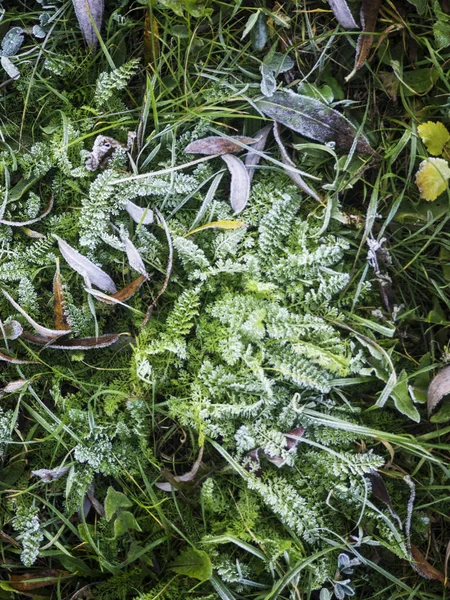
[221,154,250,214]
[0,194,53,226]
[72,0,104,49]
[55,236,117,293]
[257,89,374,154]
[245,124,272,182]
[125,200,154,225]
[21,332,119,350]
[2,289,71,339]
[327,0,358,28]
[415,157,450,201]
[185,136,257,155]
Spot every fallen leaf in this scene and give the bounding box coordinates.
[123,237,148,278]
[55,236,117,293]
[427,365,450,416]
[125,200,154,225]
[53,266,71,331]
[21,331,119,350]
[3,289,71,339]
[143,7,160,68]
[327,0,359,28]
[72,0,104,49]
[418,121,450,156]
[185,220,246,237]
[185,136,257,155]
[346,0,382,81]
[245,124,272,182]
[221,154,250,214]
[415,157,450,201]
[411,545,449,585]
[365,470,401,526]
[2,320,23,340]
[31,466,70,482]
[9,570,70,591]
[0,349,37,364]
[0,193,54,226]
[0,380,28,396]
[156,447,204,491]
[257,89,373,154]
[112,275,148,303]
[272,123,322,201]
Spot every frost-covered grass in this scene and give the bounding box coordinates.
[1,1,450,599]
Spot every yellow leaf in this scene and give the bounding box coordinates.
[417,121,450,156]
[415,157,450,201]
[185,220,246,237]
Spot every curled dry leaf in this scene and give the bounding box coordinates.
[55,236,117,293]
[0,349,37,364]
[125,200,154,225]
[365,470,401,526]
[245,124,272,182]
[257,89,374,154]
[21,331,119,350]
[327,0,359,28]
[53,267,71,331]
[32,466,70,482]
[427,365,450,417]
[0,380,28,396]
[123,237,148,278]
[272,123,322,202]
[185,136,257,155]
[2,289,70,339]
[221,154,250,214]
[2,320,23,340]
[346,0,382,81]
[156,447,204,492]
[72,0,104,49]
[0,193,54,227]
[411,545,449,586]
[9,570,71,591]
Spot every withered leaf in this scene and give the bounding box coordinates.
[2,320,23,340]
[346,0,382,81]
[156,447,204,492]
[365,470,401,526]
[32,466,70,482]
[221,154,250,214]
[427,365,450,417]
[10,570,71,591]
[185,220,246,237]
[327,0,359,28]
[257,89,374,154]
[0,193,54,227]
[3,289,71,339]
[245,124,272,182]
[411,545,449,586]
[72,0,104,49]
[185,136,257,155]
[55,236,117,293]
[123,237,148,278]
[21,331,119,350]
[0,379,28,396]
[272,123,322,202]
[143,7,160,68]
[125,200,154,225]
[53,267,71,331]
[0,349,37,364]
[93,275,147,304]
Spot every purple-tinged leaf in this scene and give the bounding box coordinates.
[55,236,117,293]
[185,136,257,155]
[21,331,119,350]
[31,466,70,482]
[257,89,374,154]
[72,0,104,49]
[125,200,153,225]
[123,237,148,278]
[427,365,450,417]
[0,193,53,226]
[365,469,401,527]
[327,0,359,29]
[221,154,250,214]
[245,124,272,182]
[2,289,71,339]
[273,123,322,202]
[2,320,23,340]
[156,448,204,492]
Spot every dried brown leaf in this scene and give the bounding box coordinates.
[55,236,117,293]
[221,154,250,214]
[10,570,71,591]
[327,0,359,28]
[427,365,450,417]
[0,349,37,364]
[53,267,71,331]
[156,447,204,492]
[72,0,104,49]
[185,136,257,155]
[272,123,322,202]
[257,90,374,154]
[346,0,382,81]
[411,545,449,585]
[3,289,70,339]
[21,331,119,350]
[143,7,160,67]
[245,124,272,182]
[112,275,147,302]
[0,193,54,226]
